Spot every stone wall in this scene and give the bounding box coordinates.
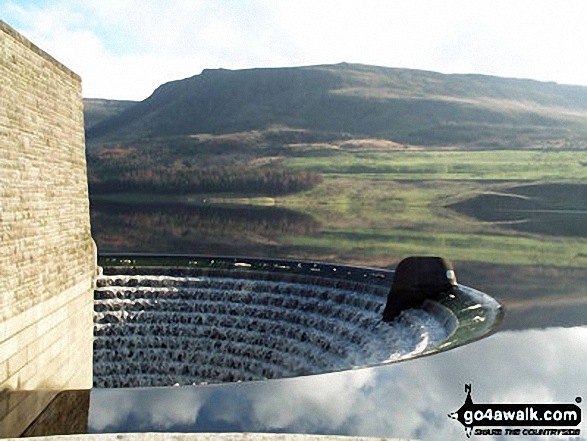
[0,21,95,436]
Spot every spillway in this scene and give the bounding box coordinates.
[93,255,501,388]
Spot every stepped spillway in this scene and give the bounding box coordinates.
[93,269,451,388]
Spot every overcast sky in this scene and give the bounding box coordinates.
[3,0,587,100]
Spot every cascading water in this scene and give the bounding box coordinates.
[93,269,451,388]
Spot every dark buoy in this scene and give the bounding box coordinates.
[382,256,457,322]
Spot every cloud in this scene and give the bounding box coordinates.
[250,368,377,430]
[87,326,587,440]
[4,0,587,100]
[90,386,208,431]
[245,327,587,439]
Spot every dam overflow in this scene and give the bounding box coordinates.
[93,270,449,387]
[92,256,502,388]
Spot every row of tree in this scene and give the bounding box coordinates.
[89,166,323,196]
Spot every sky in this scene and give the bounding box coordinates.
[2,0,587,101]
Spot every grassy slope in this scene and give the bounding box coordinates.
[83,98,138,130]
[86,63,587,148]
[272,149,587,268]
[283,149,587,180]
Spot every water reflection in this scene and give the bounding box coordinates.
[456,262,587,330]
[90,387,208,432]
[448,183,587,239]
[89,326,587,440]
[90,200,320,255]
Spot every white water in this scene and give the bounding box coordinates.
[94,274,449,387]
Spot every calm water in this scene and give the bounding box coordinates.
[90,200,320,256]
[83,195,587,440]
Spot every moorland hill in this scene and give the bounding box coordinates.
[85,63,587,148]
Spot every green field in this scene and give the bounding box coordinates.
[91,148,587,268]
[274,149,587,267]
[283,149,587,181]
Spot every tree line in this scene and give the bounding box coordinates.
[89,166,323,196]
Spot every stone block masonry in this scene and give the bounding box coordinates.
[0,21,95,436]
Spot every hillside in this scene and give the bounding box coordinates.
[83,98,138,130]
[86,63,587,148]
